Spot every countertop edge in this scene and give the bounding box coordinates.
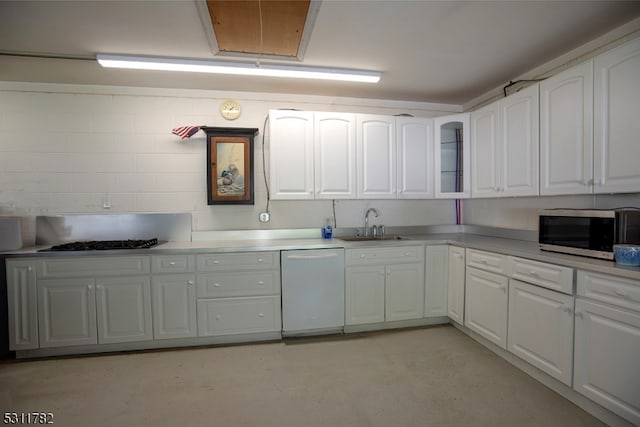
[3,233,639,281]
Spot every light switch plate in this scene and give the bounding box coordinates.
[259,212,270,222]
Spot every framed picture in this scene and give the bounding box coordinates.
[204,127,259,205]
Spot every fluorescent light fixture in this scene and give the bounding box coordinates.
[96,54,381,83]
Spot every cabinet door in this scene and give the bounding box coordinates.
[6,259,38,350]
[434,114,470,198]
[152,274,197,340]
[594,38,640,194]
[357,114,396,199]
[38,278,97,348]
[447,246,466,324]
[540,61,593,195]
[574,299,640,425]
[500,84,539,197]
[268,110,314,199]
[314,112,357,199]
[471,103,500,198]
[95,276,152,344]
[345,265,385,325]
[396,117,434,199]
[465,267,508,349]
[508,279,574,386]
[386,263,425,322]
[425,245,448,317]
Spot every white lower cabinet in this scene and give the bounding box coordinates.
[447,246,465,324]
[37,275,154,348]
[574,270,640,425]
[151,255,197,340]
[6,253,282,355]
[6,259,38,350]
[38,278,98,348]
[386,263,425,321]
[508,279,574,386]
[95,276,152,344]
[345,263,424,325]
[35,256,153,348]
[464,266,508,349]
[574,299,640,425]
[424,245,448,317]
[345,266,386,325]
[151,274,197,340]
[197,296,280,336]
[345,246,424,326]
[195,251,281,337]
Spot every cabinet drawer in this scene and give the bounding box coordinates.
[466,249,507,275]
[508,257,573,295]
[346,245,424,266]
[197,296,281,336]
[39,256,150,278]
[152,255,194,274]
[577,270,640,312]
[197,271,280,298]
[196,252,279,271]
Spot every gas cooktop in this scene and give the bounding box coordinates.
[41,238,159,252]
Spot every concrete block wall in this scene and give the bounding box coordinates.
[0,82,459,244]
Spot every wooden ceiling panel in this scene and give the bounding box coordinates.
[207,0,310,57]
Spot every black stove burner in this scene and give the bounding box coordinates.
[44,238,159,252]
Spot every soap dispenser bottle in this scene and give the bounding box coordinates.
[322,218,333,239]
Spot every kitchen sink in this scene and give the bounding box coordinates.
[337,235,409,242]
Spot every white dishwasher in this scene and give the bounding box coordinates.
[281,248,345,336]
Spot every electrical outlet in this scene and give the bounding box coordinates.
[259,212,270,222]
[102,196,111,209]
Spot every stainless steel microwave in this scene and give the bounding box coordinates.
[539,208,640,260]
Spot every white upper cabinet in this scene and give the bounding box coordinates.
[501,84,539,196]
[471,103,500,197]
[357,114,397,199]
[396,117,435,199]
[269,111,437,200]
[593,37,640,194]
[471,84,539,198]
[540,61,594,195]
[314,112,357,199]
[434,113,470,198]
[268,110,315,200]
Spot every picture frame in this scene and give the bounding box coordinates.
[203,127,259,205]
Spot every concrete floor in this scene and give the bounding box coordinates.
[0,325,604,427]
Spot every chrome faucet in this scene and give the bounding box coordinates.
[364,208,380,237]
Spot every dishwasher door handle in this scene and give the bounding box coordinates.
[286,253,340,260]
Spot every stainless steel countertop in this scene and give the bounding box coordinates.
[3,231,640,281]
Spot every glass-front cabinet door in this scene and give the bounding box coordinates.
[434,113,470,198]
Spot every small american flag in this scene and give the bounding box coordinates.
[172,125,204,139]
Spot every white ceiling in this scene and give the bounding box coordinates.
[1,0,640,106]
